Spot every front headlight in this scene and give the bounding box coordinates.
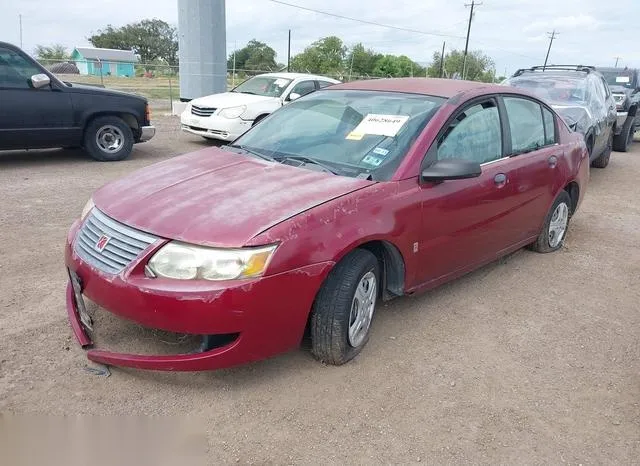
[147,242,277,281]
[218,105,247,119]
[81,198,95,220]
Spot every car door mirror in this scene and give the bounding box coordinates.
[288,92,301,101]
[30,73,50,89]
[420,158,482,183]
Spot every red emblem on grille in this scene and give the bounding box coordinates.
[95,235,111,252]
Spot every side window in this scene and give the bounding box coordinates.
[0,47,42,89]
[317,80,335,89]
[600,77,611,98]
[504,97,545,153]
[289,80,316,98]
[542,108,556,145]
[437,101,502,164]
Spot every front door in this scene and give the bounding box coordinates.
[0,46,75,150]
[416,98,520,286]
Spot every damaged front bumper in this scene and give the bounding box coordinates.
[64,220,333,371]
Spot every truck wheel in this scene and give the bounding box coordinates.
[529,190,572,253]
[84,116,134,161]
[613,118,633,152]
[591,131,612,168]
[310,249,380,365]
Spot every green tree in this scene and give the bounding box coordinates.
[88,19,178,67]
[371,54,424,78]
[34,44,69,65]
[228,40,278,73]
[291,36,347,75]
[346,43,381,79]
[427,49,495,82]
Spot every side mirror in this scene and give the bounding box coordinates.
[30,73,51,89]
[288,92,301,101]
[420,158,482,183]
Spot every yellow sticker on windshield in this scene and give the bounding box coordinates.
[346,131,364,140]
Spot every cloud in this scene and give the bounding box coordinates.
[524,14,600,33]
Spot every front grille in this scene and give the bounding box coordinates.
[74,209,158,274]
[191,105,216,117]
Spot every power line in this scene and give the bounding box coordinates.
[543,30,558,70]
[266,0,466,39]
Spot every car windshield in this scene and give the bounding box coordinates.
[506,75,588,106]
[231,90,445,181]
[231,75,293,97]
[600,70,634,89]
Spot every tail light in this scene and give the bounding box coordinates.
[145,104,151,123]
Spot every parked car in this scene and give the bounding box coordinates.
[66,78,589,371]
[0,41,154,161]
[504,65,616,168]
[180,72,340,141]
[596,66,639,152]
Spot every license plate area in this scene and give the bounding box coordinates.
[68,269,93,332]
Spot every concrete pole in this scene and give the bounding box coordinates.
[178,0,226,101]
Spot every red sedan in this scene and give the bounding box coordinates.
[65,78,589,371]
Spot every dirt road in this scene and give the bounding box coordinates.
[1,117,638,464]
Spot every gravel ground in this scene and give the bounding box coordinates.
[1,116,639,464]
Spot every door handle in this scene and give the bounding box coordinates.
[494,173,507,186]
[548,155,558,168]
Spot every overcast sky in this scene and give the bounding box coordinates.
[2,0,638,76]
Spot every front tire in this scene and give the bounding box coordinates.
[613,118,634,152]
[311,249,380,365]
[529,191,572,253]
[84,116,134,161]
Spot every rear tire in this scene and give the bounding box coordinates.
[613,118,633,152]
[84,116,134,162]
[310,249,380,365]
[592,131,612,168]
[529,190,572,253]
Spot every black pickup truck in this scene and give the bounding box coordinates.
[0,41,155,161]
[596,66,639,152]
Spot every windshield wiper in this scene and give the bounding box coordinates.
[239,91,257,95]
[226,144,275,161]
[275,155,340,175]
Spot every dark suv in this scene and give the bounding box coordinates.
[504,65,616,168]
[596,67,639,152]
[0,41,155,161]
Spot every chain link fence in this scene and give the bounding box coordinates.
[45,59,405,114]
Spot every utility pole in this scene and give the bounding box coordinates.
[19,14,23,49]
[462,1,481,80]
[614,56,621,68]
[439,41,446,78]
[543,30,558,70]
[287,29,291,72]
[232,41,237,87]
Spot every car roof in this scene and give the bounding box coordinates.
[328,78,506,99]
[259,72,340,82]
[510,70,592,81]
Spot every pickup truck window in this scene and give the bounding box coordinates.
[0,47,42,89]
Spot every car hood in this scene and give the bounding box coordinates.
[63,82,147,102]
[93,148,374,247]
[609,85,631,96]
[191,92,278,108]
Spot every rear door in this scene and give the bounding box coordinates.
[0,45,75,150]
[416,97,522,285]
[499,95,566,241]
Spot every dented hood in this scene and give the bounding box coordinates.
[93,148,373,247]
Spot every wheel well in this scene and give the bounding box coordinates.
[357,240,406,300]
[564,181,579,215]
[84,112,140,135]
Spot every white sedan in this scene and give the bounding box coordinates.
[180,72,340,141]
